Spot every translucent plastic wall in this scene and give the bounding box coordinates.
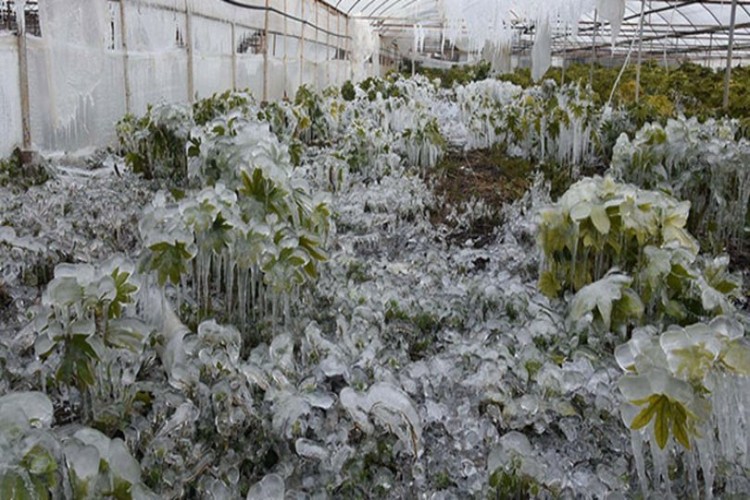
[0,34,22,156]
[0,0,357,157]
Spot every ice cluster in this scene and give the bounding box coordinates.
[0,73,748,499]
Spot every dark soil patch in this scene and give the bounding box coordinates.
[429,146,534,247]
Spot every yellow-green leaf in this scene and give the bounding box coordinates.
[672,403,691,450]
[630,396,660,430]
[539,271,561,298]
[590,205,610,235]
[655,399,670,449]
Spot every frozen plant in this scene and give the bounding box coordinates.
[0,391,155,498]
[116,103,193,183]
[537,175,699,297]
[26,256,149,422]
[616,316,750,496]
[611,116,750,250]
[141,117,331,331]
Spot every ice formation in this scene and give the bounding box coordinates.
[1,64,748,498]
[532,18,552,82]
[350,16,379,83]
[596,0,626,46]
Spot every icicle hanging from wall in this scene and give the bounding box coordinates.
[596,0,626,46]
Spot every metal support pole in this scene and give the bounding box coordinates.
[314,0,319,89]
[17,0,32,158]
[118,0,132,115]
[263,0,270,101]
[326,7,331,87]
[299,0,305,89]
[283,0,288,98]
[635,0,647,103]
[589,9,598,87]
[561,25,567,86]
[185,0,195,103]
[723,0,738,110]
[345,17,349,80]
[231,22,237,90]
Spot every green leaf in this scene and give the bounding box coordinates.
[147,241,194,286]
[0,471,34,500]
[630,395,662,430]
[22,445,58,476]
[109,268,138,319]
[538,271,561,298]
[57,334,99,388]
[654,398,670,449]
[671,402,691,449]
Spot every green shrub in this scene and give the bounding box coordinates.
[116,103,193,182]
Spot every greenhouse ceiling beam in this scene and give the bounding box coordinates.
[558,20,750,55]
[555,0,701,38]
[219,0,350,38]
[560,0,750,52]
[562,40,750,58]
[377,0,421,18]
[559,23,750,43]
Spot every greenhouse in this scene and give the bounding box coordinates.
[1,0,750,498]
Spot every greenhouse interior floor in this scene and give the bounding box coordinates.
[1,68,749,498]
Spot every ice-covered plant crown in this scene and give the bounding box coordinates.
[141,115,330,330]
[0,391,156,498]
[538,176,698,297]
[616,317,750,495]
[611,116,750,250]
[26,256,146,396]
[116,103,193,182]
[538,174,747,496]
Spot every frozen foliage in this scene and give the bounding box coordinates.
[454,78,614,171]
[1,75,750,499]
[433,0,626,82]
[0,391,156,498]
[611,116,750,250]
[617,317,750,497]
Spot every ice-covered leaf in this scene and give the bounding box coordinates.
[340,382,422,456]
[246,474,284,500]
[0,392,54,428]
[589,204,610,234]
[107,438,142,485]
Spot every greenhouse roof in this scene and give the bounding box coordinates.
[331,0,750,64]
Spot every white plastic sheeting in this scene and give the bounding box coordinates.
[0,34,22,156]
[1,0,357,157]
[33,0,126,152]
[350,16,378,82]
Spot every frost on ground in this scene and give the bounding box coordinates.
[0,76,748,499]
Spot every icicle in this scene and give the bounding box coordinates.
[200,251,211,314]
[648,436,672,497]
[685,446,699,499]
[595,0,626,47]
[225,255,235,317]
[238,269,248,329]
[531,17,552,82]
[630,431,649,498]
[283,293,291,326]
[213,251,223,303]
[695,431,715,500]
